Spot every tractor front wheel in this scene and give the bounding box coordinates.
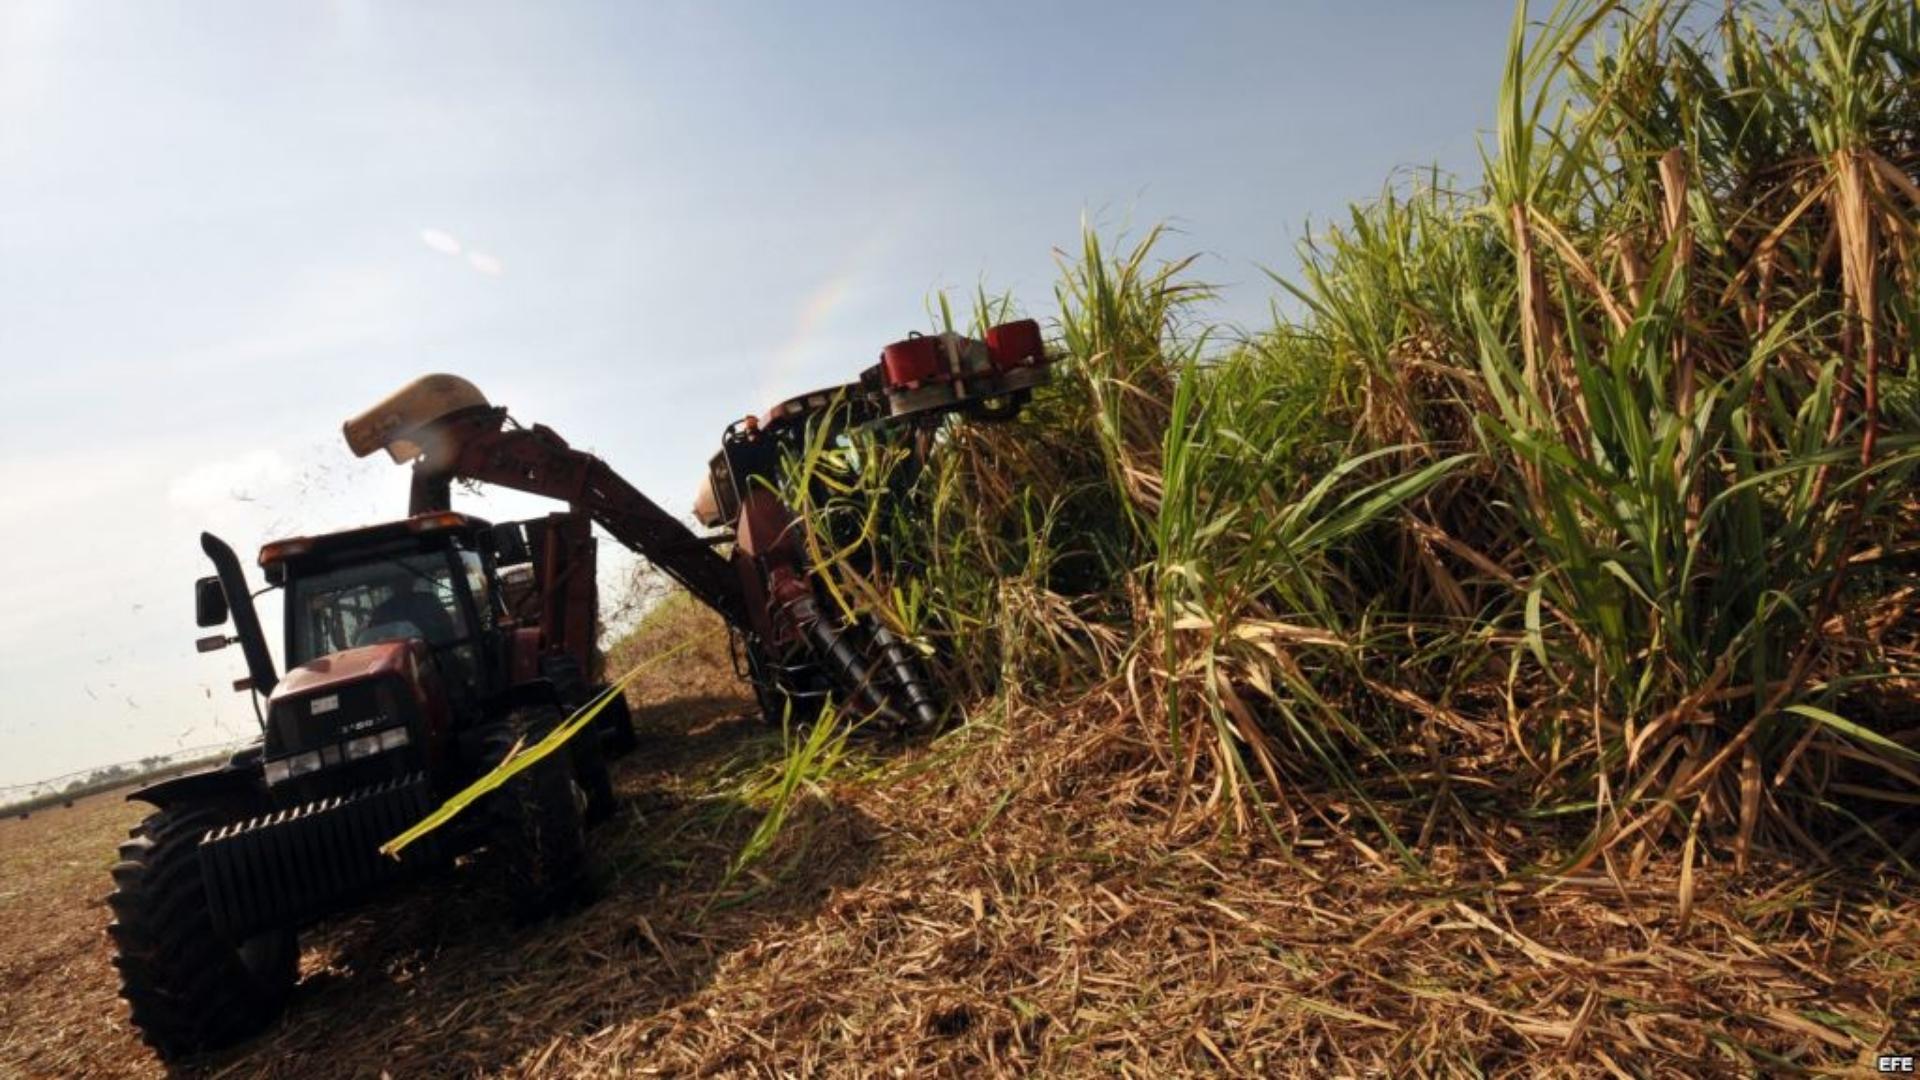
[107,803,298,1061]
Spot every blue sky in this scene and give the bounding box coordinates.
[0,1,1516,789]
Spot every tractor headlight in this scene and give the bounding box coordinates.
[265,725,412,785]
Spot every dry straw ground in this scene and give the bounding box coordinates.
[1,600,1913,1078]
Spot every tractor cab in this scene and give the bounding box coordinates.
[265,514,500,693]
[251,512,504,803]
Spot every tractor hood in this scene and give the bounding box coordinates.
[259,639,440,796]
[271,640,422,704]
[263,640,435,766]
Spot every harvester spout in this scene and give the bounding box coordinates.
[342,373,496,465]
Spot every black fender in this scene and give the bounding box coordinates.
[130,763,264,811]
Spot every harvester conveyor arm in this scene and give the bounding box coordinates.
[411,412,751,632]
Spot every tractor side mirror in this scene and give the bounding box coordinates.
[195,634,231,654]
[490,522,531,566]
[195,576,229,627]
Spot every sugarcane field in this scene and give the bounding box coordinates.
[2,1,1918,1076]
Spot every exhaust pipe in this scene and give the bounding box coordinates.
[201,532,278,697]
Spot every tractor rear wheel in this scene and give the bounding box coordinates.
[571,727,617,826]
[479,711,588,919]
[594,687,638,758]
[107,803,298,1060]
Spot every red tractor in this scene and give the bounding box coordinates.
[107,321,1051,1059]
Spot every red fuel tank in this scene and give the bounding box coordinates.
[985,319,1044,371]
[881,334,945,388]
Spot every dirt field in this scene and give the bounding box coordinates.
[3,606,1915,1077]
[0,786,156,1077]
[0,682,789,1080]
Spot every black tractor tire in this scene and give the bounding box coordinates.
[594,688,638,759]
[107,802,298,1061]
[571,729,617,826]
[479,711,588,919]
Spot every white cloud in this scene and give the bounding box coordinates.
[421,229,502,275]
[419,227,462,256]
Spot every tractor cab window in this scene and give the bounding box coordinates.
[288,552,486,700]
[457,550,495,627]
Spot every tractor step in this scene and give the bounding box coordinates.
[199,774,434,940]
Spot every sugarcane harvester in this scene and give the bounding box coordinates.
[106,318,1051,1061]
[352,317,1049,731]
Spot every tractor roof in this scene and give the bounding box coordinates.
[257,511,493,570]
